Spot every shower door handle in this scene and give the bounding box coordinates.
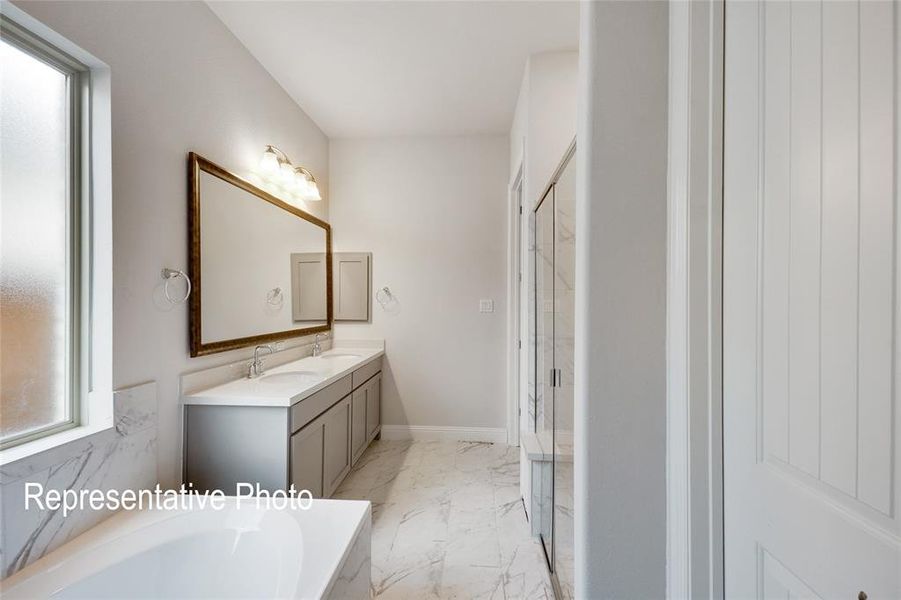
[550,368,562,388]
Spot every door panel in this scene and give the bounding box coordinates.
[366,374,380,440]
[351,387,367,463]
[290,252,327,321]
[323,397,351,496]
[857,0,896,516]
[334,253,371,321]
[290,421,323,498]
[724,1,900,597]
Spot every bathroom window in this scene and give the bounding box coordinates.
[0,16,90,449]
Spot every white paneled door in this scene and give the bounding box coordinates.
[724,1,900,598]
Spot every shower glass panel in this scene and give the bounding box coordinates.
[531,144,575,598]
[553,155,575,598]
[534,186,555,555]
[527,209,537,432]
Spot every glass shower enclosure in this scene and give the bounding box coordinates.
[532,143,575,599]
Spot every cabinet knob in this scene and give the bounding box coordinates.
[858,592,867,600]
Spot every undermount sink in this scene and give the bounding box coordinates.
[258,371,321,384]
[319,353,362,360]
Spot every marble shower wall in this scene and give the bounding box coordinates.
[0,381,158,577]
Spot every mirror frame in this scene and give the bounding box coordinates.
[187,152,332,357]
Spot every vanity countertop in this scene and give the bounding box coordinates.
[183,347,385,408]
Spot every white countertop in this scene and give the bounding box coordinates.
[183,347,384,408]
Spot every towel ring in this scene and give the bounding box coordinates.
[267,287,283,305]
[375,286,394,307]
[161,268,191,304]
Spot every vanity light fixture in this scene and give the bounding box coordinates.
[256,145,321,202]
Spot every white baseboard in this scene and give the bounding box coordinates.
[379,425,507,444]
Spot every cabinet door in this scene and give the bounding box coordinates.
[334,253,371,321]
[366,374,381,441]
[291,421,323,498]
[290,252,327,321]
[351,388,367,464]
[323,397,352,496]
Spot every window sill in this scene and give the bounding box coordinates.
[0,418,114,469]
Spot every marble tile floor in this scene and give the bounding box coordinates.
[333,440,555,600]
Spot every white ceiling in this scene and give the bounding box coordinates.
[207,1,578,139]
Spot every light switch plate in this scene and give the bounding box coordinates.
[479,299,494,313]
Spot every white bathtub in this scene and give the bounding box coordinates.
[1,498,371,599]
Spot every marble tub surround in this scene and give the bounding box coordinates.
[333,440,554,599]
[183,342,385,407]
[327,514,372,600]
[3,498,371,600]
[0,382,158,577]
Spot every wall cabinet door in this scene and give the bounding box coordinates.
[323,397,352,496]
[351,388,367,464]
[290,252,327,321]
[334,253,371,321]
[365,374,381,441]
[291,421,323,498]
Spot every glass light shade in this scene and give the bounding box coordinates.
[293,170,310,195]
[304,181,322,201]
[258,148,279,175]
[279,161,295,184]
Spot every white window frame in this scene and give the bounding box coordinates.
[0,2,113,465]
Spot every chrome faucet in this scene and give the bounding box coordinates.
[248,344,274,378]
[312,333,327,357]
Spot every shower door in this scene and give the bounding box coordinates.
[552,152,575,598]
[534,184,555,561]
[532,144,575,598]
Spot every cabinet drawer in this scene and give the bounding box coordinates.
[290,374,352,433]
[352,358,382,390]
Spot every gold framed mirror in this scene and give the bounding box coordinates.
[187,152,331,357]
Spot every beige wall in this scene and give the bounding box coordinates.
[329,136,509,433]
[13,0,331,487]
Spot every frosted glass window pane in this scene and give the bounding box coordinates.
[0,38,72,441]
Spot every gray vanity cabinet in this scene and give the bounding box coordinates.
[365,374,381,441]
[351,388,367,463]
[322,397,352,496]
[288,394,350,499]
[185,356,382,498]
[350,373,381,466]
[290,419,324,498]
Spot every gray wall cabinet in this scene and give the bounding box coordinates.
[291,252,328,322]
[185,357,382,498]
[334,253,371,321]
